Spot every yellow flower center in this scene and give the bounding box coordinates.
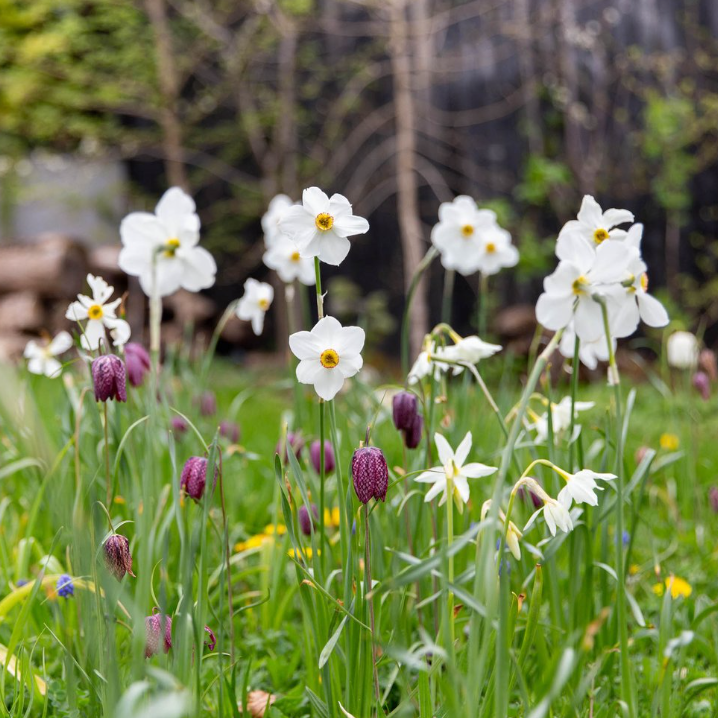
[88,304,104,320]
[320,348,340,369]
[640,273,649,292]
[164,237,181,257]
[258,298,270,311]
[485,242,496,254]
[593,228,609,244]
[572,275,589,295]
[461,225,474,238]
[315,213,334,232]
[290,251,301,262]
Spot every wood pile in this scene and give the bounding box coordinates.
[0,235,219,361]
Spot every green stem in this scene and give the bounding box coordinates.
[478,272,488,337]
[442,268,455,325]
[568,335,580,470]
[103,403,111,509]
[314,257,324,320]
[446,480,455,650]
[364,505,380,714]
[599,301,634,718]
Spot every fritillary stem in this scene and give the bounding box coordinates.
[103,402,111,509]
[364,504,380,712]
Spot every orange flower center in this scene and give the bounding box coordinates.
[315,213,334,232]
[320,348,340,369]
[593,228,609,244]
[88,304,104,320]
[461,225,474,238]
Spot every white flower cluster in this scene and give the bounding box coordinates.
[536,196,669,367]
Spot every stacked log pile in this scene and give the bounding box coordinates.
[0,235,222,361]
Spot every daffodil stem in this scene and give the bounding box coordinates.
[478,272,488,337]
[442,268,455,325]
[314,257,324,320]
[446,480,455,649]
[599,301,634,717]
[319,399,326,574]
[569,335,580,470]
[364,504,380,711]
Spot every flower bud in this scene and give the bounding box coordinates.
[124,343,151,388]
[310,440,335,475]
[240,690,277,718]
[180,456,216,501]
[635,446,650,465]
[204,625,216,652]
[667,331,699,370]
[709,486,718,514]
[403,413,423,450]
[104,534,135,581]
[276,432,303,461]
[700,349,718,382]
[351,446,389,504]
[91,354,127,403]
[298,503,319,536]
[219,420,240,443]
[145,611,172,658]
[199,391,217,417]
[392,391,418,432]
[692,371,710,401]
[171,416,189,435]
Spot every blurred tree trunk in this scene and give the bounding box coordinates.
[144,0,188,190]
[390,0,429,357]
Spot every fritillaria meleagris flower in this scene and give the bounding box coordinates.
[91,354,127,403]
[180,456,216,501]
[124,343,151,387]
[392,391,418,432]
[204,625,216,652]
[145,610,172,658]
[692,371,710,401]
[276,432,304,462]
[104,534,135,581]
[352,446,389,505]
[404,414,424,450]
[709,486,718,514]
[219,420,240,443]
[171,416,189,435]
[199,391,217,417]
[298,503,319,536]
[310,440,335,475]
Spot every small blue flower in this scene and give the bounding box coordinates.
[622,530,630,547]
[16,579,28,587]
[57,574,74,598]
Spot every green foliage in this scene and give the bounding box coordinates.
[515,155,572,207]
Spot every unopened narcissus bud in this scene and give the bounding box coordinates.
[104,534,135,581]
[310,440,335,474]
[180,456,216,501]
[404,414,423,450]
[351,446,389,504]
[91,354,127,402]
[392,391,418,432]
[124,343,151,387]
[145,611,172,658]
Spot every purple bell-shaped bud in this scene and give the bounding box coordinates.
[91,354,127,402]
[351,446,389,504]
[104,534,135,581]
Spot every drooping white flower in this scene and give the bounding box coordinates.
[236,279,274,336]
[433,335,502,374]
[666,331,699,370]
[481,499,523,560]
[535,239,631,341]
[408,342,447,385]
[556,469,616,508]
[262,194,294,248]
[24,331,73,378]
[610,225,669,339]
[558,320,612,370]
[542,498,574,536]
[415,432,497,512]
[431,196,517,276]
[119,187,217,297]
[263,235,316,285]
[278,187,369,266]
[65,274,131,350]
[531,396,595,444]
[289,316,365,400]
[556,195,634,263]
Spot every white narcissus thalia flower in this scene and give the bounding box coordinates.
[556,195,634,263]
[289,316,365,401]
[558,320,612,370]
[24,331,73,378]
[666,331,699,370]
[481,500,523,560]
[415,432,497,512]
[535,238,630,341]
[236,279,274,336]
[119,187,217,297]
[431,196,518,276]
[65,274,131,350]
[408,341,447,385]
[531,396,594,444]
[519,478,574,537]
[263,235,316,285]
[262,194,294,248]
[279,187,369,266]
[434,335,502,374]
[556,469,616,508]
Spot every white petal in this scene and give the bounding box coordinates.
[316,234,351,266]
[302,187,330,216]
[434,433,454,466]
[337,353,363,378]
[296,359,324,384]
[424,480,446,503]
[536,293,574,331]
[334,326,365,356]
[313,368,345,401]
[80,320,106,350]
[453,431,473,467]
[155,187,198,236]
[576,195,603,227]
[66,301,89,322]
[289,331,322,360]
[602,208,634,229]
[332,213,369,238]
[637,292,669,328]
[461,462,498,479]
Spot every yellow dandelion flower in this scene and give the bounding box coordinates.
[288,547,318,560]
[629,564,640,576]
[653,583,664,597]
[235,534,272,553]
[263,524,287,536]
[659,433,680,451]
[113,495,126,505]
[665,576,692,599]
[323,508,341,528]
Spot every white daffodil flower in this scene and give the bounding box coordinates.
[119,187,217,297]
[433,335,502,374]
[431,196,517,276]
[531,396,594,444]
[558,320,612,370]
[65,274,131,350]
[408,342,447,385]
[535,239,630,341]
[263,235,316,285]
[289,316,365,401]
[520,477,574,537]
[481,499,523,560]
[556,469,616,508]
[236,279,274,336]
[262,194,294,248]
[556,195,634,263]
[666,331,699,370]
[415,432,497,512]
[279,187,369,266]
[24,331,73,378]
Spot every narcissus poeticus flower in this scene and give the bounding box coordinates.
[263,234,316,285]
[24,331,73,378]
[236,278,274,336]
